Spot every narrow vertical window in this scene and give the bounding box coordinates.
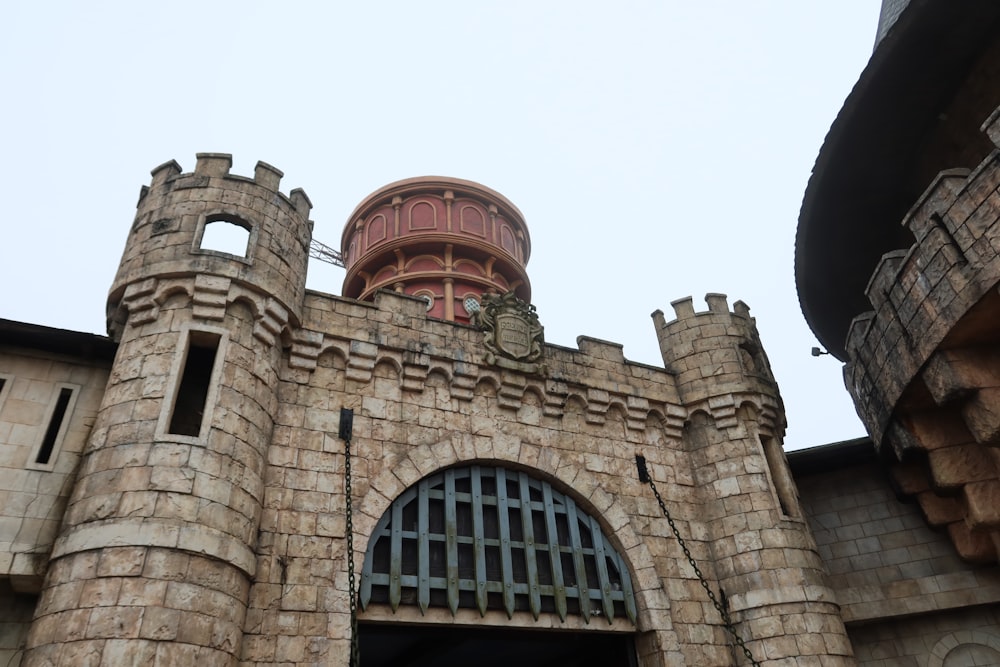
[36,388,73,464]
[168,332,221,436]
[761,436,799,518]
[32,384,79,468]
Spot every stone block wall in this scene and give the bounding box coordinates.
[231,289,852,665]
[23,156,312,665]
[797,456,1000,664]
[0,345,110,593]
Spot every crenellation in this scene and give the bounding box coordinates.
[253,161,283,192]
[288,187,312,219]
[864,249,908,312]
[194,152,233,178]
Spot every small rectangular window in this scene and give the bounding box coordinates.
[168,332,221,437]
[197,215,252,258]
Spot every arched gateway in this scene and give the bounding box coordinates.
[358,464,639,666]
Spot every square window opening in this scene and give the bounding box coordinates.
[199,216,252,258]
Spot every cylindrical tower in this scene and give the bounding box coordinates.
[24,154,311,665]
[340,176,530,323]
[653,294,855,665]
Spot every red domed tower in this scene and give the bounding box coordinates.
[341,176,531,323]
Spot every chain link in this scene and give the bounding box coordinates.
[344,436,359,667]
[644,471,761,667]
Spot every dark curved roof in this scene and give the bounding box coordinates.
[795,0,1000,360]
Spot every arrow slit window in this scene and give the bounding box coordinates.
[361,465,636,625]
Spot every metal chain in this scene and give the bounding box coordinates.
[344,436,360,667]
[643,465,761,667]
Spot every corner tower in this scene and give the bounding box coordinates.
[653,295,855,664]
[340,176,530,323]
[24,154,312,665]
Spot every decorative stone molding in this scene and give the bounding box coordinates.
[252,298,289,346]
[346,340,378,382]
[289,328,324,370]
[475,291,547,375]
[120,277,159,326]
[193,274,231,321]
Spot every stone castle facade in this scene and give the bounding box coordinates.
[2,2,1000,665]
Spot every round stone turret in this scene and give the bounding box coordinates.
[25,155,312,665]
[341,176,530,323]
[651,295,855,664]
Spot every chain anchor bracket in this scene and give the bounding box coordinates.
[635,453,761,667]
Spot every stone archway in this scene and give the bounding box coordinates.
[356,463,640,666]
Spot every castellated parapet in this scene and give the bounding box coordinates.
[107,153,313,341]
[842,106,1000,564]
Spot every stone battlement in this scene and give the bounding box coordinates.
[845,109,1000,448]
[843,104,1000,563]
[140,153,312,218]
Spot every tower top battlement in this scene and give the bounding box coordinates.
[109,155,314,338]
[652,294,779,411]
[658,293,752,327]
[140,153,312,218]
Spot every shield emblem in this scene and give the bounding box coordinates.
[495,313,532,359]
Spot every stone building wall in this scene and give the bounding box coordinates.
[0,333,112,665]
[246,288,687,664]
[796,454,1000,665]
[0,342,111,591]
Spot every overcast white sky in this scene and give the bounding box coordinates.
[0,2,882,449]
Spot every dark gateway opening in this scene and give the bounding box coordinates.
[359,624,637,667]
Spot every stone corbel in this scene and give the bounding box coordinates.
[346,340,378,383]
[450,360,478,401]
[585,388,610,425]
[497,373,526,410]
[192,274,232,322]
[401,350,430,393]
[288,329,324,370]
[625,396,649,432]
[253,298,289,346]
[122,278,159,325]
